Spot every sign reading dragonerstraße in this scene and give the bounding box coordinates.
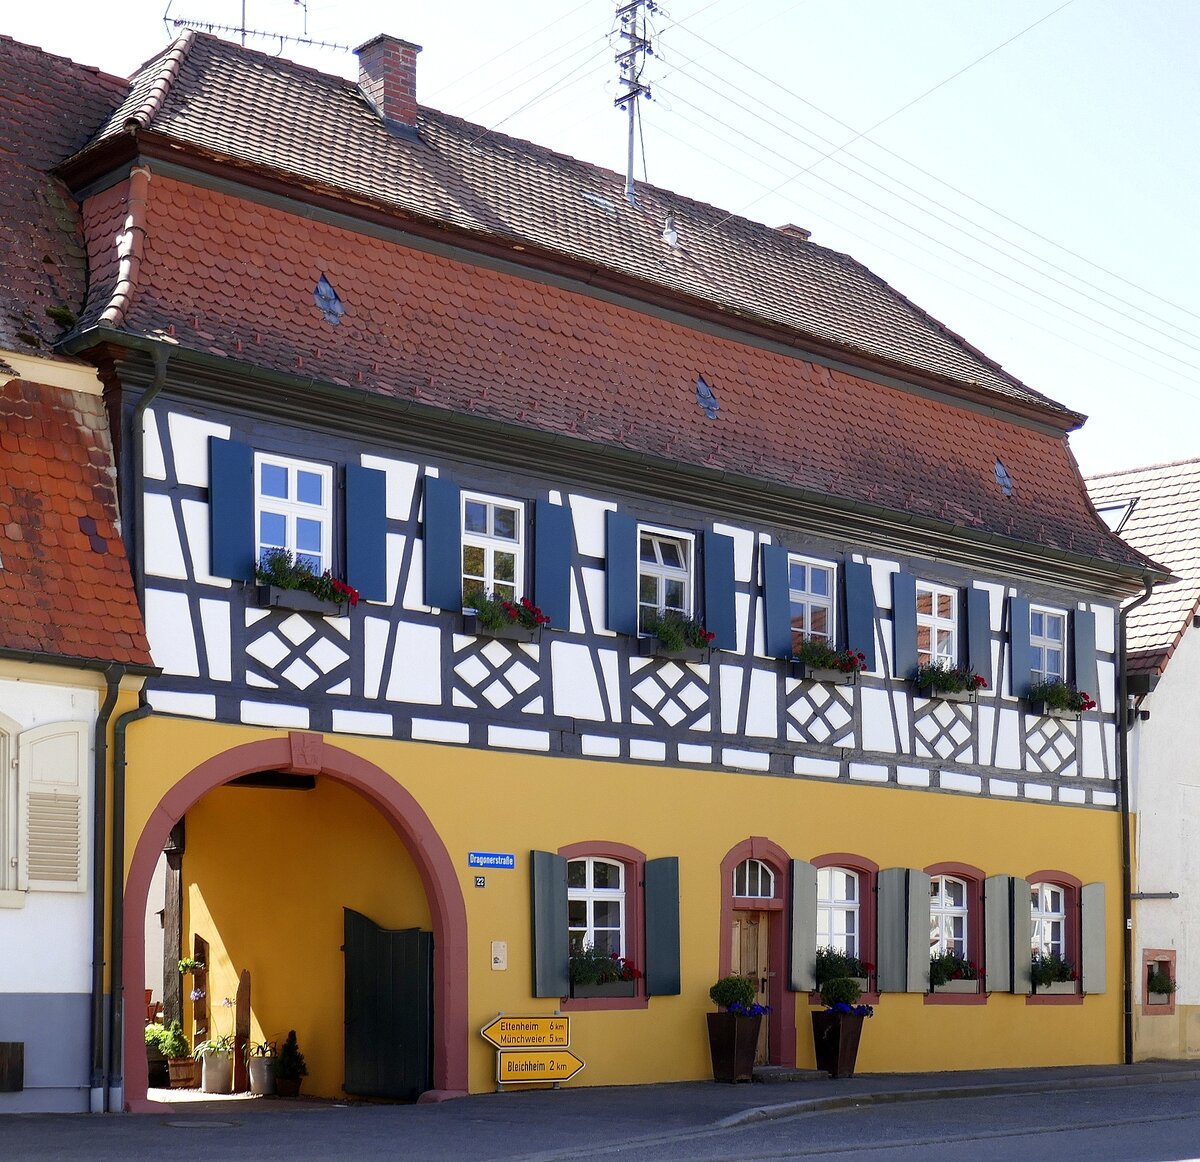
[468,851,515,869]
[480,1016,570,1049]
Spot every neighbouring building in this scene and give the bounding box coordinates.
[10,27,1169,1107]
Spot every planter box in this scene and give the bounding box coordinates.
[811,1011,865,1079]
[462,614,540,643]
[788,661,857,685]
[932,978,980,994]
[570,979,637,999]
[1148,991,1172,1006]
[915,685,976,703]
[256,585,344,616]
[1028,701,1081,721]
[167,1056,196,1089]
[638,637,709,663]
[707,1012,761,1083]
[1034,980,1077,996]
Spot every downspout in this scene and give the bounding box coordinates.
[88,665,124,1114]
[1119,574,1156,1066]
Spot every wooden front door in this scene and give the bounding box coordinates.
[731,911,771,1064]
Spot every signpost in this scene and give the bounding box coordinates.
[480,1016,569,1049]
[496,1049,585,1085]
[481,1015,581,1088]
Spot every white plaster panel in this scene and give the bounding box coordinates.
[551,642,606,721]
[1058,787,1086,804]
[361,617,389,701]
[489,726,550,751]
[1093,604,1116,654]
[581,735,621,757]
[1024,783,1052,801]
[380,532,405,607]
[678,743,712,764]
[360,453,420,521]
[994,706,1022,769]
[720,665,745,735]
[144,589,199,677]
[331,710,393,736]
[569,573,586,635]
[328,679,351,696]
[1103,722,1117,778]
[385,622,442,704]
[198,599,231,682]
[859,687,896,753]
[897,765,930,788]
[411,719,469,744]
[630,739,667,761]
[745,667,778,738]
[240,701,309,728]
[1093,790,1117,807]
[0,894,91,992]
[748,596,769,659]
[939,770,982,794]
[180,499,230,588]
[713,522,756,584]
[1079,719,1105,778]
[794,755,840,778]
[143,408,166,480]
[0,679,96,729]
[723,747,770,771]
[989,779,1019,797]
[1096,659,1116,715]
[975,705,995,766]
[403,539,432,612]
[849,762,888,782]
[973,581,1006,632]
[568,493,616,559]
[167,413,230,487]
[549,489,562,505]
[875,620,892,680]
[581,567,615,636]
[598,649,623,723]
[734,593,751,656]
[868,557,899,611]
[142,493,187,579]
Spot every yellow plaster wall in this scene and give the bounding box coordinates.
[125,717,1124,1095]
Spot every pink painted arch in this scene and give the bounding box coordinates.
[122,733,469,1110]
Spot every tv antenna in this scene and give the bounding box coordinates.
[162,0,347,51]
[614,0,657,205]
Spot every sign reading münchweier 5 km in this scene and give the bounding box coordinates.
[496,1050,585,1084]
[480,1015,570,1049]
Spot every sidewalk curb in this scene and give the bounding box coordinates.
[717,1067,1200,1129]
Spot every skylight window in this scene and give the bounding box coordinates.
[696,375,719,420]
[994,459,1014,497]
[1096,499,1136,533]
[314,274,344,326]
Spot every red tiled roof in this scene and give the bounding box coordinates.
[78,31,1078,423]
[1087,460,1200,675]
[0,378,152,667]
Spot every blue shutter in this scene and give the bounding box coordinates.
[1009,596,1033,697]
[891,571,917,681]
[344,465,388,601]
[703,531,736,650]
[530,850,569,998]
[762,544,792,659]
[208,437,255,581]
[534,500,573,629]
[844,561,876,670]
[644,856,681,997]
[605,510,638,636]
[422,475,462,611]
[1073,609,1098,696]
[966,588,992,683]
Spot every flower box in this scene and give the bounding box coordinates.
[570,979,637,999]
[916,685,976,704]
[1028,701,1080,721]
[1035,980,1077,996]
[462,614,540,643]
[639,637,709,663]
[1148,990,1171,1006]
[256,585,344,616]
[789,661,857,685]
[932,978,980,994]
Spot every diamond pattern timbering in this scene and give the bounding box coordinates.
[785,678,855,746]
[912,698,974,762]
[452,635,544,714]
[629,658,711,731]
[244,610,351,693]
[1024,715,1078,777]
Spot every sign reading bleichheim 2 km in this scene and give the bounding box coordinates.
[496,1049,585,1084]
[480,1015,570,1049]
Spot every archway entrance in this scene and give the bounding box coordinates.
[122,732,468,1110]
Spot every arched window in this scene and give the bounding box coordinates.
[1031,882,1067,957]
[733,857,775,898]
[567,856,625,956]
[930,875,969,957]
[816,867,860,957]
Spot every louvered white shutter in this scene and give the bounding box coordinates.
[16,721,88,893]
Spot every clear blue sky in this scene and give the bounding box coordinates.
[8,0,1199,475]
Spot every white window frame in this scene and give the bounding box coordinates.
[567,856,626,957]
[254,452,334,574]
[1031,882,1067,958]
[916,581,958,667]
[733,858,775,899]
[816,866,860,958]
[788,553,836,653]
[637,525,694,631]
[930,874,968,957]
[1030,606,1067,684]
[460,491,525,608]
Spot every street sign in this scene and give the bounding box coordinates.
[496,1049,585,1084]
[480,1015,570,1049]
[468,851,515,869]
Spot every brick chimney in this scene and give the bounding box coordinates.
[355,35,422,134]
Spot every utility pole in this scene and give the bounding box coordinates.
[614,0,656,205]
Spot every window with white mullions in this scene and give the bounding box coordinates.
[817,867,860,958]
[916,582,958,666]
[255,453,333,573]
[788,555,835,654]
[461,493,524,608]
[733,858,775,898]
[1031,883,1066,957]
[1030,607,1066,683]
[568,857,625,957]
[930,875,968,957]
[637,529,692,630]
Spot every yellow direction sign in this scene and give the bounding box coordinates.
[480,1015,570,1049]
[497,1049,585,1084]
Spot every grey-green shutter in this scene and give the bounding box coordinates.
[891,571,918,681]
[422,475,462,611]
[967,588,992,683]
[1081,881,1106,995]
[762,544,793,659]
[208,437,256,581]
[1011,877,1032,994]
[533,500,574,628]
[984,875,1014,993]
[605,510,638,636]
[1073,609,1098,696]
[644,856,681,996]
[344,465,388,601]
[530,850,568,998]
[702,532,737,650]
[844,561,877,670]
[877,868,929,993]
[790,860,817,992]
[1009,596,1033,697]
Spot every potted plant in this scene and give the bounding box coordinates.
[1147,967,1176,1006]
[811,977,873,1078]
[246,1039,278,1095]
[144,1023,170,1089]
[463,592,550,641]
[159,1019,195,1089]
[641,609,715,660]
[273,1030,308,1097]
[790,639,867,684]
[1027,680,1096,720]
[255,547,360,614]
[1030,951,1078,995]
[913,662,987,703]
[177,956,205,976]
[929,951,980,993]
[814,946,874,994]
[194,996,236,1093]
[568,945,642,998]
[706,975,768,1083]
